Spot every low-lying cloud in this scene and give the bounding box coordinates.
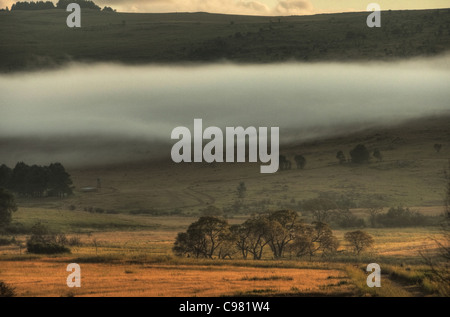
[1,56,449,166]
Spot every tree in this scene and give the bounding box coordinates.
[102,6,115,12]
[11,1,55,10]
[265,210,302,258]
[302,198,337,223]
[47,163,73,197]
[344,230,374,255]
[56,0,101,10]
[335,209,365,228]
[236,182,246,199]
[294,155,306,170]
[279,155,291,171]
[364,200,384,227]
[0,188,17,227]
[434,144,442,153]
[375,206,426,227]
[373,148,383,162]
[336,150,346,164]
[350,144,370,164]
[173,216,231,258]
[0,165,12,189]
[232,216,271,260]
[4,162,73,198]
[290,222,339,260]
[10,162,30,196]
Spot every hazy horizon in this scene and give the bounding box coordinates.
[1,0,449,16]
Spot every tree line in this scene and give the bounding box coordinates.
[173,210,374,260]
[10,1,115,12]
[0,162,73,198]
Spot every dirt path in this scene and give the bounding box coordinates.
[382,273,427,297]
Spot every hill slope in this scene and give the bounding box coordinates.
[15,115,450,214]
[0,9,449,72]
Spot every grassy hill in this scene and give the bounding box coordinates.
[0,8,449,72]
[14,114,449,215]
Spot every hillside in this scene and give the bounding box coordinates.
[14,114,450,215]
[0,9,449,72]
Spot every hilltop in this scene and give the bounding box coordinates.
[0,8,449,72]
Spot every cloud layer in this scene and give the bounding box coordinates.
[1,56,449,166]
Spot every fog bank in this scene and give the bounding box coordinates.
[1,57,449,166]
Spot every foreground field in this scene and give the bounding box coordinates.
[0,208,446,297]
[0,261,352,297]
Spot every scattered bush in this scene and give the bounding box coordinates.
[376,206,427,227]
[68,236,82,247]
[26,241,70,254]
[0,281,16,297]
[26,222,71,254]
[335,210,366,228]
[350,144,370,164]
[0,236,16,246]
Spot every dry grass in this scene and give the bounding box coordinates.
[0,261,350,297]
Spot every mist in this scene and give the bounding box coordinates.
[1,56,449,167]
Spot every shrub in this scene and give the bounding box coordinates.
[0,281,16,297]
[68,236,82,247]
[26,241,71,254]
[376,206,426,227]
[350,144,370,164]
[0,236,15,246]
[335,210,366,228]
[26,222,71,254]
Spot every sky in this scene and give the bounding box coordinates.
[1,0,449,15]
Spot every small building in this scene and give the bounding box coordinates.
[80,187,98,193]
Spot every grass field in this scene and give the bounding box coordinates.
[13,114,449,215]
[0,261,353,297]
[0,205,447,296]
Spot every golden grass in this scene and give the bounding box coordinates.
[0,261,349,297]
[334,227,443,257]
